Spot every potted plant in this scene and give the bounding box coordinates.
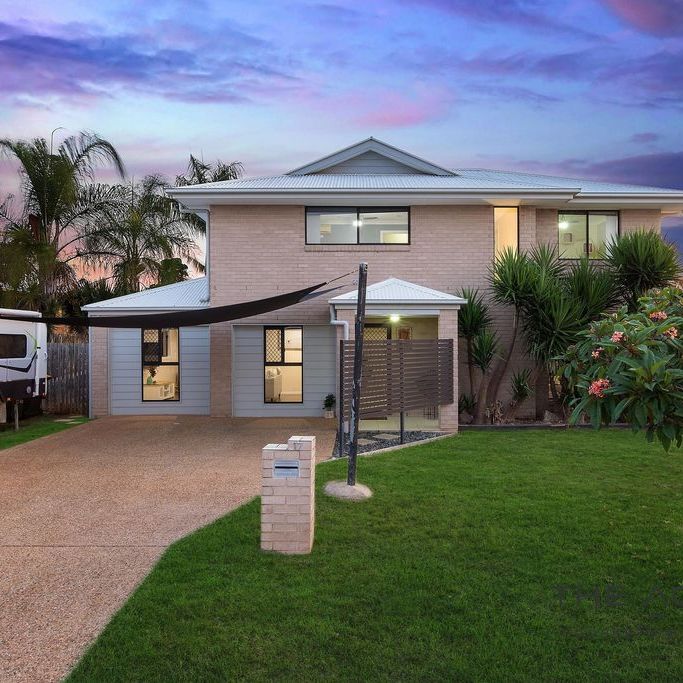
[146,366,157,384]
[323,393,336,418]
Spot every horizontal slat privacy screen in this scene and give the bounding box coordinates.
[341,339,454,418]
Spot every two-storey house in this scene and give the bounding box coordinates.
[85,138,683,430]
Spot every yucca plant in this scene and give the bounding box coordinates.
[605,231,679,311]
[457,287,492,395]
[487,247,534,405]
[563,257,618,320]
[471,328,499,424]
[506,368,533,420]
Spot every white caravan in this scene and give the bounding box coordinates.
[0,309,48,423]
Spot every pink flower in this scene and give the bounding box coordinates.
[588,378,611,398]
[591,347,604,359]
[611,331,625,343]
[663,327,678,339]
[649,311,668,322]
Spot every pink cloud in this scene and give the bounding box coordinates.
[601,0,683,36]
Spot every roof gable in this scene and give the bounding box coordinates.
[287,137,456,177]
[329,278,466,305]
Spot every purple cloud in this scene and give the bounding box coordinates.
[630,132,660,143]
[600,0,683,36]
[402,0,598,37]
[579,152,683,190]
[0,20,302,105]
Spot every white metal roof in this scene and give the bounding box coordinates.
[329,278,466,306]
[83,277,209,312]
[167,169,682,195]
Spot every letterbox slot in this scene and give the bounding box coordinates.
[273,459,300,478]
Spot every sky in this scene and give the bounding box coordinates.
[0,0,682,250]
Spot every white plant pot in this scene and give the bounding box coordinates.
[324,409,335,419]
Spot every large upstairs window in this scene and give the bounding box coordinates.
[306,207,409,245]
[558,211,618,259]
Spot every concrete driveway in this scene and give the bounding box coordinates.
[0,416,335,683]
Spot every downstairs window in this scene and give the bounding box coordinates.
[264,326,303,403]
[142,328,180,401]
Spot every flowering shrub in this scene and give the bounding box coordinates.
[560,286,683,450]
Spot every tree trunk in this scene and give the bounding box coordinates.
[474,374,490,424]
[487,309,519,406]
[466,338,475,398]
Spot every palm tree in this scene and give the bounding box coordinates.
[175,154,243,186]
[84,175,199,293]
[0,131,125,309]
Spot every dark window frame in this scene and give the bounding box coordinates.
[141,328,180,402]
[558,210,620,260]
[305,206,411,245]
[0,333,28,359]
[263,325,304,404]
[493,206,520,255]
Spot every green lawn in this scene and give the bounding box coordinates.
[69,430,682,682]
[0,414,87,450]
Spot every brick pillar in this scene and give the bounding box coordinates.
[210,322,232,417]
[438,308,459,432]
[89,326,110,417]
[261,436,316,554]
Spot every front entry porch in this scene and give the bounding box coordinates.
[329,278,465,432]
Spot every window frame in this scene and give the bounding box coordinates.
[263,325,304,404]
[0,333,28,359]
[558,210,620,260]
[305,206,411,245]
[141,328,181,403]
[493,206,520,256]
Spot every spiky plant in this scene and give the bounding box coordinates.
[604,231,679,311]
[457,287,492,395]
[471,328,499,424]
[487,247,534,405]
[506,368,533,421]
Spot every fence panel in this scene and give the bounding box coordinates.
[341,339,454,418]
[47,337,89,415]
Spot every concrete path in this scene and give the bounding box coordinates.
[0,416,335,683]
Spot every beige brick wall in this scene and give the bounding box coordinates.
[208,203,664,419]
[89,326,109,417]
[620,209,661,234]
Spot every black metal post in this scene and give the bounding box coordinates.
[338,338,345,458]
[400,411,405,444]
[347,262,368,486]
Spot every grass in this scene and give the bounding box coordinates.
[0,414,87,450]
[68,430,683,682]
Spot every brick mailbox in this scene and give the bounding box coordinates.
[261,436,316,554]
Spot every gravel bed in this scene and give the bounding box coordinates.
[334,430,444,456]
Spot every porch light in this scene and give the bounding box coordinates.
[559,221,569,229]
[390,314,401,323]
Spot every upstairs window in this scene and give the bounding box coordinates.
[559,211,618,259]
[306,207,409,245]
[494,207,519,257]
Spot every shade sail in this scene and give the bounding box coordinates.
[0,280,336,329]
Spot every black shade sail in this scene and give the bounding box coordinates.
[0,280,339,329]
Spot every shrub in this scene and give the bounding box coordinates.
[562,286,683,450]
[604,231,679,311]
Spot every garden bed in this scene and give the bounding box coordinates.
[333,430,443,456]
